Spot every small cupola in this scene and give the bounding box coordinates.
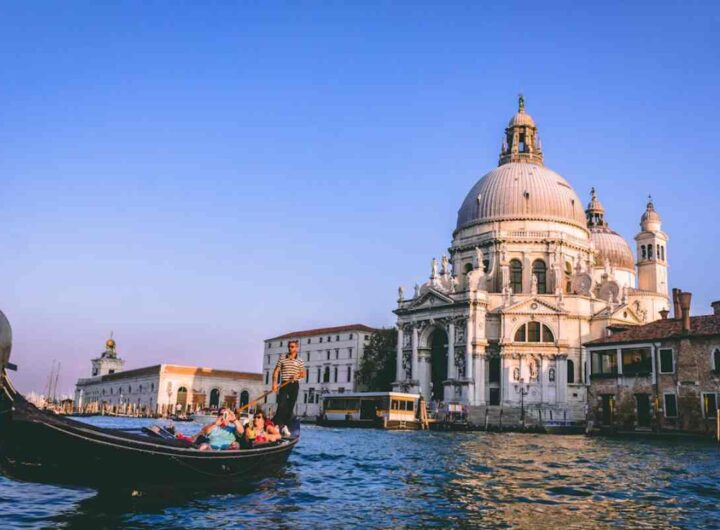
[585,187,607,228]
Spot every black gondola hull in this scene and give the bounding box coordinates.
[0,375,298,491]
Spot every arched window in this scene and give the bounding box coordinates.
[240,390,250,407]
[567,359,575,384]
[641,245,646,259]
[661,246,665,261]
[483,259,491,273]
[565,262,573,293]
[657,245,661,259]
[648,245,653,259]
[323,366,330,383]
[176,387,188,408]
[209,388,220,408]
[713,349,720,373]
[510,259,523,293]
[514,323,554,343]
[532,260,547,294]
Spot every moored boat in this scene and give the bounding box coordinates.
[318,392,422,430]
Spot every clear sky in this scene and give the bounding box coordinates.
[1,2,718,395]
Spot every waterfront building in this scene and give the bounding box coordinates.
[585,289,720,434]
[393,96,669,424]
[262,324,379,417]
[74,338,263,415]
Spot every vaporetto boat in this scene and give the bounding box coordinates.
[318,391,422,429]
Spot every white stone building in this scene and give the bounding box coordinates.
[393,96,669,422]
[262,324,379,417]
[74,338,263,415]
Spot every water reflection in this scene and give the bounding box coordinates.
[0,421,718,529]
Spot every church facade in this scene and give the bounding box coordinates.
[393,97,669,422]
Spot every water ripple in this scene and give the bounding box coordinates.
[0,419,719,529]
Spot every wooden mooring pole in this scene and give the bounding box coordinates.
[716,408,719,443]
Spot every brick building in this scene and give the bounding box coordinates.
[585,289,720,435]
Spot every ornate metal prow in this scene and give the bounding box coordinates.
[0,310,14,377]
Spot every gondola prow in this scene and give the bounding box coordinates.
[0,309,13,383]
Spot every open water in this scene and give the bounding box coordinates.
[0,417,719,529]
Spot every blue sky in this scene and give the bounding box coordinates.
[0,2,718,394]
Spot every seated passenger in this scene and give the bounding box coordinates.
[197,408,244,450]
[244,410,281,446]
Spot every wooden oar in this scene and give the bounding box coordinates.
[236,379,294,414]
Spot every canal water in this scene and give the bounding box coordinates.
[0,417,719,529]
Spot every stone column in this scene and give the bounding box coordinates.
[396,326,404,382]
[500,353,510,405]
[447,321,455,380]
[557,355,568,403]
[465,318,473,381]
[411,325,419,384]
[539,356,545,404]
[473,353,485,405]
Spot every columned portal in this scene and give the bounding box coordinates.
[429,328,448,401]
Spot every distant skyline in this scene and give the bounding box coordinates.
[1,2,718,394]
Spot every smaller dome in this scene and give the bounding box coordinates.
[508,110,536,128]
[590,227,635,270]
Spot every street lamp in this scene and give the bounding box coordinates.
[515,377,530,427]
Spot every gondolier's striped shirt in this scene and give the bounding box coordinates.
[275,356,305,383]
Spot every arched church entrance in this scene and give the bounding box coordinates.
[429,328,448,402]
[209,388,220,408]
[176,387,188,412]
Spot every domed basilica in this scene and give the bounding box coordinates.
[393,96,669,420]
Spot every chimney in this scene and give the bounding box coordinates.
[659,308,669,320]
[712,301,720,316]
[679,291,692,334]
[672,288,682,319]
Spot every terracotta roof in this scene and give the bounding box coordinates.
[585,315,720,347]
[268,324,380,341]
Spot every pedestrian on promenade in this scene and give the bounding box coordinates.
[272,340,305,430]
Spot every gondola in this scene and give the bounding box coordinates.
[0,310,299,492]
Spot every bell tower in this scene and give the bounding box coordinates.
[90,336,125,377]
[499,94,544,166]
[635,196,668,295]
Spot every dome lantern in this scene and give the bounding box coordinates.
[585,187,607,228]
[499,94,544,166]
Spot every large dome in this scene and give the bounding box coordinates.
[590,227,635,270]
[456,162,587,231]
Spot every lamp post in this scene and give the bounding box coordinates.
[515,377,530,428]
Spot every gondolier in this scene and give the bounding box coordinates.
[272,340,305,428]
